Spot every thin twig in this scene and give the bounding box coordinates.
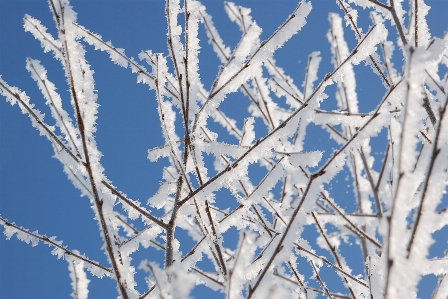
[311,212,357,298]
[0,216,112,274]
[311,260,333,299]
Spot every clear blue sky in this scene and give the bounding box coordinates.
[1,0,447,298]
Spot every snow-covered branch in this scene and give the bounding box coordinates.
[1,0,447,298]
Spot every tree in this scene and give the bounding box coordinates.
[1,0,447,298]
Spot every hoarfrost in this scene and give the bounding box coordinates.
[1,0,447,298]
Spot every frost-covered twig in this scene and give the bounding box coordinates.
[0,216,112,277]
[1,0,447,297]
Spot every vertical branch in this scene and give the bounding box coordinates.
[227,232,246,299]
[303,54,312,99]
[367,256,374,299]
[406,95,448,257]
[166,0,187,121]
[165,177,183,267]
[48,1,130,297]
[184,0,191,129]
[414,0,418,47]
[205,200,228,277]
[359,149,383,217]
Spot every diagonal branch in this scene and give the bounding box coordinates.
[311,260,333,299]
[0,216,112,276]
[102,182,167,229]
[181,24,386,209]
[295,243,369,288]
[320,192,382,249]
[311,212,357,298]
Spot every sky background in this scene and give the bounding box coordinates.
[1,0,447,298]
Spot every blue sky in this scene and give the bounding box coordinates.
[1,0,447,298]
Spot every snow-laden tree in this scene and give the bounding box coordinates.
[1,0,447,298]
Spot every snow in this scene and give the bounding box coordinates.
[1,0,448,298]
